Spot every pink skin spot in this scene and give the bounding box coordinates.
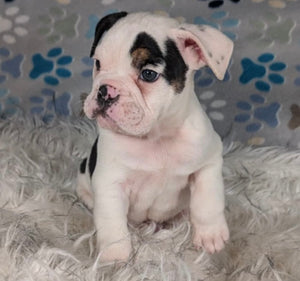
[106,85,120,99]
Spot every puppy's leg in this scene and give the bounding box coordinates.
[190,158,229,254]
[76,137,99,210]
[93,173,132,262]
[76,159,94,210]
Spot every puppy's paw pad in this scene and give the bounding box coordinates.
[193,215,229,254]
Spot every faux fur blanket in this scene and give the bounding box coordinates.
[0,118,299,281]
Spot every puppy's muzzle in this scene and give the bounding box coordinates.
[96,84,120,115]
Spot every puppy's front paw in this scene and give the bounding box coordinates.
[99,240,132,262]
[192,214,229,254]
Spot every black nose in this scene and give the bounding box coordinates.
[98,85,107,100]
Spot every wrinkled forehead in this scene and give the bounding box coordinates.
[92,13,188,93]
[93,13,179,66]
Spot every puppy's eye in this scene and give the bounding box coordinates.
[95,59,101,71]
[139,69,160,83]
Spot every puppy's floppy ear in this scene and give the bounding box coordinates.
[171,24,233,80]
[90,11,128,57]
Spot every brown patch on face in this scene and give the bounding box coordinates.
[130,32,164,71]
[131,48,150,70]
[288,104,300,130]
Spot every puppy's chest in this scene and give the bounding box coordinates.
[121,136,202,195]
[123,135,202,175]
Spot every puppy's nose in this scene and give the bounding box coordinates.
[98,85,108,99]
[97,84,120,111]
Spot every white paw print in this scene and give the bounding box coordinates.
[252,0,297,9]
[101,0,116,5]
[0,6,30,44]
[199,91,227,121]
[55,0,71,4]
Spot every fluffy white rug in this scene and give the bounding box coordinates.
[0,118,299,281]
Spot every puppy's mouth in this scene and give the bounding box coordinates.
[87,86,148,136]
[92,90,120,118]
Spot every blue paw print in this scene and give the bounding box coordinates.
[29,47,72,86]
[194,11,239,40]
[235,94,280,132]
[0,47,22,118]
[0,47,23,83]
[85,10,119,39]
[81,56,93,77]
[294,65,300,87]
[30,88,71,122]
[240,53,286,92]
[0,88,20,118]
[194,66,230,88]
[85,14,99,39]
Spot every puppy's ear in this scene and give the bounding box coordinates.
[90,11,128,57]
[171,24,233,80]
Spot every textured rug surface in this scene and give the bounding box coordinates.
[0,118,299,281]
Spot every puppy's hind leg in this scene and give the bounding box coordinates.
[76,158,94,210]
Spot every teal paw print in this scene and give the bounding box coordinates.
[194,10,239,40]
[234,94,280,133]
[247,11,296,47]
[37,6,80,43]
[30,88,71,123]
[240,53,286,92]
[0,88,20,118]
[29,47,72,86]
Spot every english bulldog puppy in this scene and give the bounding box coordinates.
[77,11,233,262]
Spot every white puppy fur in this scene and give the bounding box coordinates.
[77,12,233,262]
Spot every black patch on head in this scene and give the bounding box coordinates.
[130,33,188,94]
[90,12,128,57]
[130,32,164,70]
[163,39,188,93]
[80,158,87,174]
[89,137,99,177]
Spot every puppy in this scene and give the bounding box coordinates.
[77,12,233,262]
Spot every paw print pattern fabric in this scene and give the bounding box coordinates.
[0,0,299,148]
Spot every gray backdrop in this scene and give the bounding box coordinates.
[0,0,299,148]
